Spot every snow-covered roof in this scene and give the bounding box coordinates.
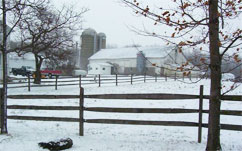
[89,45,177,60]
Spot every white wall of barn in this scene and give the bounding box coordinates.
[89,58,166,68]
[89,57,166,75]
[89,58,135,67]
[87,47,202,76]
[88,63,112,75]
[144,58,165,75]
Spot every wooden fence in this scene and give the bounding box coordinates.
[7,74,196,91]
[1,86,242,143]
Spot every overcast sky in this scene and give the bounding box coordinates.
[52,0,241,52]
[52,0,164,48]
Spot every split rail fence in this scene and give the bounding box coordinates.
[0,86,241,143]
[7,74,195,91]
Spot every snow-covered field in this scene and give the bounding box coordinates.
[0,77,241,151]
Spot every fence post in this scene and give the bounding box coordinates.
[144,74,146,83]
[116,74,118,86]
[28,74,31,92]
[131,74,133,85]
[165,73,167,81]
[98,74,101,87]
[79,87,84,136]
[174,72,177,81]
[55,76,58,90]
[0,88,7,134]
[198,85,204,143]
[79,76,82,88]
[155,74,157,82]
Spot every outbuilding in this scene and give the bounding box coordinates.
[88,62,113,75]
[88,45,201,77]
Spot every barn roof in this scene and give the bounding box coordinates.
[89,45,177,60]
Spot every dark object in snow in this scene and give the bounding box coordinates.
[38,138,73,151]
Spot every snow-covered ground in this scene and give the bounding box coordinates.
[0,77,241,151]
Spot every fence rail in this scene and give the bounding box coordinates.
[1,86,242,144]
[8,95,80,99]
[84,107,199,113]
[7,105,80,110]
[7,116,79,122]
[6,74,195,91]
[84,119,199,127]
[6,105,242,116]
[84,93,199,100]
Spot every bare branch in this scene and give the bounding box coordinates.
[220,35,242,57]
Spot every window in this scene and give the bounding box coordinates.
[96,68,98,70]
[88,66,92,70]
[102,68,105,70]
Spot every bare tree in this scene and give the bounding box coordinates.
[122,0,241,150]
[0,0,42,134]
[0,0,87,133]
[13,0,87,84]
[45,46,77,76]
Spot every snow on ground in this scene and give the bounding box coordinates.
[0,77,241,151]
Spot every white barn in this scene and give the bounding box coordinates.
[88,45,200,77]
[88,62,113,75]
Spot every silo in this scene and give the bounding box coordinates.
[136,51,146,75]
[80,28,97,70]
[97,32,106,51]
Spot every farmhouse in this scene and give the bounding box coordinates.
[8,53,36,70]
[88,45,200,77]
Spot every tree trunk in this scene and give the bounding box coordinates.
[206,0,222,150]
[1,0,8,134]
[34,55,43,84]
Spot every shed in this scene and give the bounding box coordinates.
[88,62,113,75]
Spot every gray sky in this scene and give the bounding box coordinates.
[52,0,241,52]
[52,0,164,47]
